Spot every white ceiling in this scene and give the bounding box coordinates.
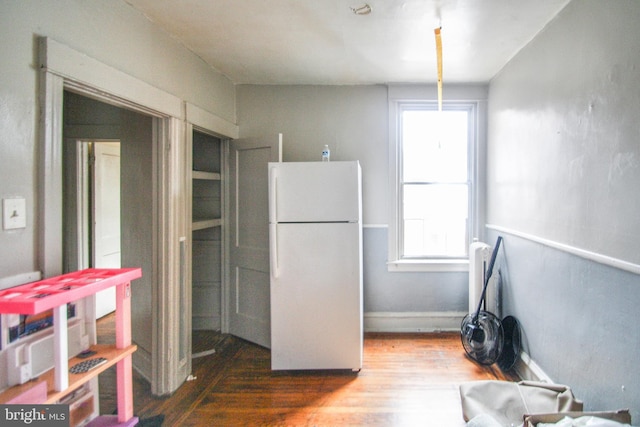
[123,0,570,85]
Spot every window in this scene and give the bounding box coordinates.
[389,98,480,272]
[402,107,469,258]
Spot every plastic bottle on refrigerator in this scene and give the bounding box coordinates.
[322,144,330,162]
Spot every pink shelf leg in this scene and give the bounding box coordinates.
[115,281,134,422]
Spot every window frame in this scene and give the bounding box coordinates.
[388,91,485,273]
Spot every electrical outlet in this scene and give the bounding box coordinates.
[3,198,27,230]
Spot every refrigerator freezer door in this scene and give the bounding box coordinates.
[270,222,363,370]
[269,161,361,223]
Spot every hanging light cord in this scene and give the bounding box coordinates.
[434,27,443,112]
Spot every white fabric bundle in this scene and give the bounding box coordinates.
[538,416,630,427]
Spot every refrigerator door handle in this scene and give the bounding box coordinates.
[270,223,279,279]
[269,168,277,224]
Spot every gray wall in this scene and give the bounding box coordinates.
[488,0,640,419]
[0,0,235,282]
[237,85,473,328]
[488,1,640,266]
[237,85,388,225]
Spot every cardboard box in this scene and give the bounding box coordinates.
[524,410,631,426]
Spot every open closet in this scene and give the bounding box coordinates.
[190,130,223,332]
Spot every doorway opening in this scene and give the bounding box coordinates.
[62,89,158,388]
[76,140,121,318]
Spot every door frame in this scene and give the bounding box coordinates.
[42,77,179,394]
[40,37,182,396]
[39,37,239,395]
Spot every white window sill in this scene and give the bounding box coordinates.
[387,259,469,273]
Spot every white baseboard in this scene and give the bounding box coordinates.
[132,346,152,383]
[363,311,554,384]
[364,311,466,333]
[514,350,553,383]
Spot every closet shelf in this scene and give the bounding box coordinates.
[192,218,222,230]
[192,171,221,180]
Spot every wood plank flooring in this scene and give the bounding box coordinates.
[97,314,514,426]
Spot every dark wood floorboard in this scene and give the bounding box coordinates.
[97,314,515,426]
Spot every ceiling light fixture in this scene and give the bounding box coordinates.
[350,4,372,15]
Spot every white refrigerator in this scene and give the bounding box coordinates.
[268,161,363,371]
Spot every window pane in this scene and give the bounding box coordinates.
[402,184,468,257]
[402,110,468,182]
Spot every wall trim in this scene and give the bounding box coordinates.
[0,271,41,290]
[514,351,553,383]
[364,311,466,333]
[132,347,153,384]
[364,311,555,384]
[185,102,239,139]
[487,224,640,275]
[40,38,182,118]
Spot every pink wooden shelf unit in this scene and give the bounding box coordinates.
[0,268,141,424]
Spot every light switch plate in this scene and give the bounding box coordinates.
[3,198,27,230]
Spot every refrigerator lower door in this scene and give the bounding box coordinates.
[270,222,363,370]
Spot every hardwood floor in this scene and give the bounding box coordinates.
[97,314,514,426]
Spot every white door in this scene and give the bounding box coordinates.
[93,142,121,318]
[228,135,281,348]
